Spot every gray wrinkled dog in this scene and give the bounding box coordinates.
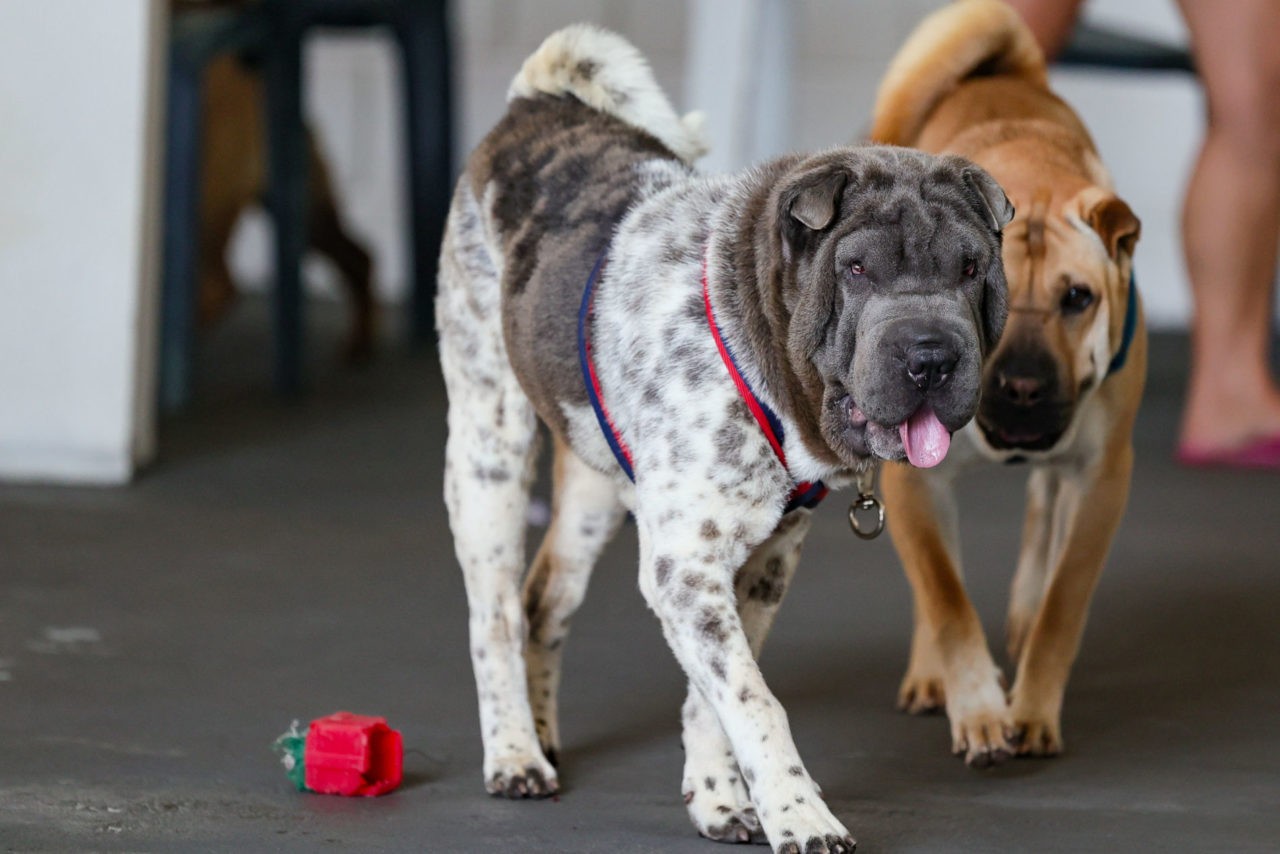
[438,25,1011,854]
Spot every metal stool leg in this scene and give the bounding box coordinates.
[159,48,204,412]
[264,14,308,395]
[398,0,453,344]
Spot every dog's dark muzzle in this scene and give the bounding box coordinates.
[873,322,981,431]
[841,319,986,468]
[978,347,1072,450]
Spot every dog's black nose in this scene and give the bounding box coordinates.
[905,340,957,391]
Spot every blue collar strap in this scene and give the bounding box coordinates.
[578,254,636,480]
[1106,270,1138,377]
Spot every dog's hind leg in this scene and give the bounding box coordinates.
[196,201,242,327]
[521,435,625,767]
[438,186,554,797]
[679,510,811,844]
[306,137,376,364]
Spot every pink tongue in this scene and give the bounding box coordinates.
[899,406,951,468]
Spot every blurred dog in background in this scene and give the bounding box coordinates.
[184,0,375,361]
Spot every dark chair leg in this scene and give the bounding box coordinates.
[264,15,308,395]
[398,0,453,344]
[159,50,204,413]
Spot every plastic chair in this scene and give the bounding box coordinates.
[160,4,267,412]
[159,0,453,411]
[1057,21,1194,74]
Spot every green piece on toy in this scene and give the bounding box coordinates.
[272,720,309,792]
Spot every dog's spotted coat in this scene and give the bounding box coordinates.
[438,25,1010,853]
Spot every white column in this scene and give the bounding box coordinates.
[0,0,165,483]
[684,0,794,174]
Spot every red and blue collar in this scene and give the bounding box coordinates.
[578,251,827,514]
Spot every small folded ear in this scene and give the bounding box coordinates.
[785,168,849,231]
[1085,194,1141,260]
[963,167,1015,231]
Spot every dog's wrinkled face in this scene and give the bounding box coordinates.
[976,187,1140,453]
[776,147,1012,469]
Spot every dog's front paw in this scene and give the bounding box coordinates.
[897,670,946,715]
[683,769,762,844]
[763,797,856,854]
[484,752,559,799]
[1008,692,1064,757]
[754,778,855,854]
[950,711,1015,768]
[946,674,1014,768]
[775,834,856,854]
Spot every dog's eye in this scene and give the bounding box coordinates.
[963,259,977,278]
[1061,285,1095,314]
[850,261,865,276]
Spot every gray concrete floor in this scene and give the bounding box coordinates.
[2,299,1278,852]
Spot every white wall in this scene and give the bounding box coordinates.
[0,0,164,484]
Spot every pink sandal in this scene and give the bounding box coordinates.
[1176,434,1280,470]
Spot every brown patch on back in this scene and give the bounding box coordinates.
[469,93,686,439]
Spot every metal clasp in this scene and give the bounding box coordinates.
[848,468,885,540]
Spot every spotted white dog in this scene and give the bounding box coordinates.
[438,25,1012,853]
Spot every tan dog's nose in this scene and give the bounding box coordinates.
[999,374,1045,407]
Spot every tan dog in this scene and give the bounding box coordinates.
[198,51,375,361]
[870,0,1146,766]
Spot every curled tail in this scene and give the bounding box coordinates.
[871,0,1047,146]
[508,24,708,164]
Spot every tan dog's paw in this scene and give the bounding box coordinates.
[1009,703,1063,757]
[949,711,1014,768]
[946,674,1014,768]
[897,671,946,715]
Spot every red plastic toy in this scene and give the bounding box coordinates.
[274,712,403,796]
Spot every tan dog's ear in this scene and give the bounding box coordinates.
[786,169,849,231]
[1085,194,1141,260]
[962,167,1015,231]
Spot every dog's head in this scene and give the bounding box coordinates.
[974,186,1140,453]
[760,146,1013,469]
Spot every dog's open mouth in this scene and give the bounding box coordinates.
[844,398,952,468]
[978,418,1063,452]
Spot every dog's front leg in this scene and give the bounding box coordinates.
[639,511,853,854]
[1008,441,1133,756]
[1006,467,1060,661]
[881,462,1014,767]
[679,511,812,844]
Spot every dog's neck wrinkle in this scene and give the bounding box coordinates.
[708,188,839,469]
